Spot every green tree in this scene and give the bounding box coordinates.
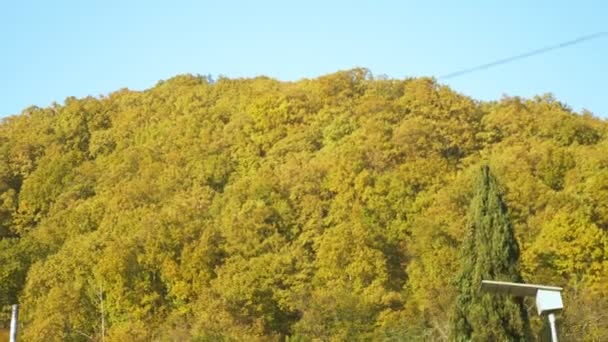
[450,165,530,341]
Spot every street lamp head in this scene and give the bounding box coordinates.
[480,280,564,314]
[480,280,562,298]
[481,280,563,342]
[535,289,563,315]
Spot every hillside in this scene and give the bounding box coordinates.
[0,69,607,341]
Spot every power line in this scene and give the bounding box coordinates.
[438,32,608,80]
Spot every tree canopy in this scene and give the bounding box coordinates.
[451,165,529,341]
[0,69,607,341]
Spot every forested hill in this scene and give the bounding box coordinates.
[1,69,607,341]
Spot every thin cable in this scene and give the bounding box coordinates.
[438,32,608,80]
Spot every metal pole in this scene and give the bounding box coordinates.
[9,304,18,342]
[548,313,558,342]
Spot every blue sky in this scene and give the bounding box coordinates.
[1,1,606,118]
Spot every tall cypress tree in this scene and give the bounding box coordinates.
[450,165,530,341]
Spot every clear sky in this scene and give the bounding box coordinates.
[1,0,606,118]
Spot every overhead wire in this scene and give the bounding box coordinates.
[438,32,608,80]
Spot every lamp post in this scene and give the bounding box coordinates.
[10,304,18,342]
[481,280,563,342]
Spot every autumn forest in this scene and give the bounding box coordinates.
[0,69,607,341]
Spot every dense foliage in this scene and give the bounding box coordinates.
[451,165,529,341]
[0,69,607,341]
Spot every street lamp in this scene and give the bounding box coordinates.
[481,280,563,342]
